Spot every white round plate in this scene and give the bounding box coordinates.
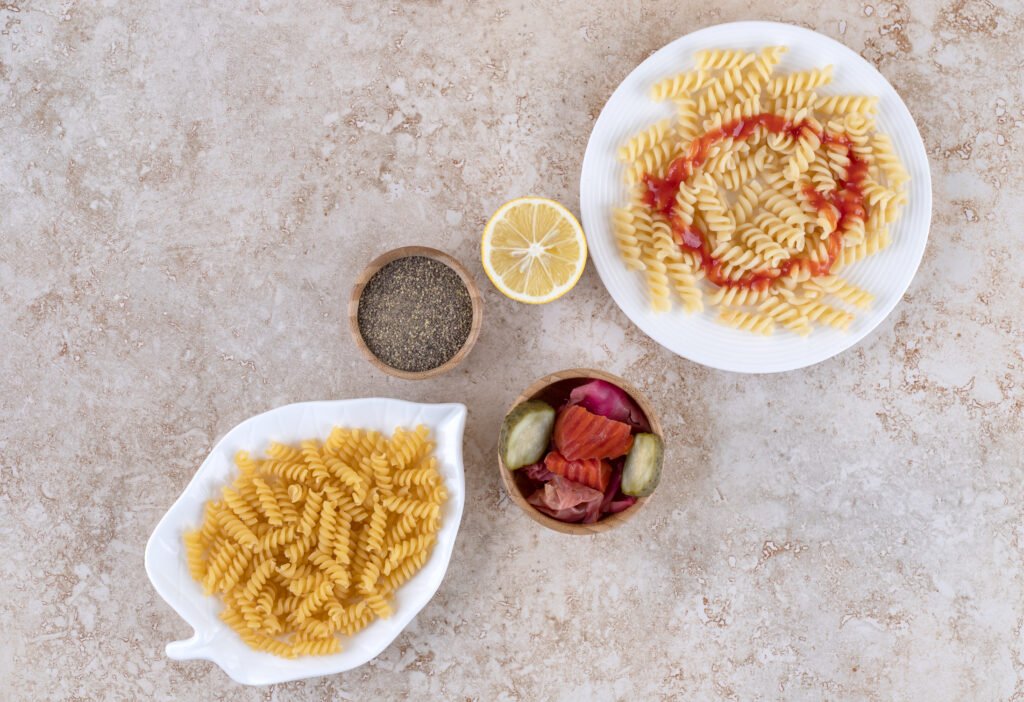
[580,21,932,373]
[144,399,467,685]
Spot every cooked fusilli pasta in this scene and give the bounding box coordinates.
[613,45,909,334]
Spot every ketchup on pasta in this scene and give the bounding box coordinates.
[641,113,869,291]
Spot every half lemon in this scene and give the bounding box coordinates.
[480,197,588,304]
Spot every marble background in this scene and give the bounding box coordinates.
[2,1,1022,700]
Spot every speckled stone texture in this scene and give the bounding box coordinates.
[2,1,1022,700]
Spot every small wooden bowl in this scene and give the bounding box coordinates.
[348,246,483,380]
[497,368,663,535]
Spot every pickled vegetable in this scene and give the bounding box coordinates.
[621,433,663,497]
[499,400,556,470]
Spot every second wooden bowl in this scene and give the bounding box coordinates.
[497,368,663,535]
[348,246,483,380]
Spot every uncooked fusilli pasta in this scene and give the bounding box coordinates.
[183,424,445,658]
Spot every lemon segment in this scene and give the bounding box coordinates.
[481,197,587,304]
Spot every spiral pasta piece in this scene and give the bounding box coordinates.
[364,499,387,553]
[267,442,304,464]
[767,66,833,98]
[665,256,703,313]
[650,69,708,102]
[383,534,435,573]
[317,499,339,555]
[253,478,284,527]
[871,132,909,189]
[387,511,418,546]
[697,66,746,115]
[222,487,260,528]
[737,223,789,266]
[695,48,754,70]
[323,427,355,459]
[610,44,908,334]
[291,637,341,656]
[675,180,700,227]
[183,424,446,657]
[184,530,206,581]
[216,545,251,593]
[859,179,897,213]
[257,524,297,554]
[382,495,439,520]
[217,510,259,550]
[839,214,866,247]
[618,119,671,162]
[273,484,300,523]
[626,140,678,184]
[235,450,259,475]
[717,308,776,334]
[706,284,772,307]
[756,296,812,336]
[324,456,367,503]
[695,175,735,243]
[357,550,383,595]
[766,130,797,154]
[815,94,878,115]
[753,211,804,251]
[612,207,645,271]
[734,46,787,100]
[704,96,760,131]
[806,159,836,193]
[290,581,334,624]
[648,218,675,258]
[260,459,311,484]
[700,139,737,175]
[844,113,873,146]
[647,217,703,312]
[674,97,701,143]
[294,488,323,537]
[783,126,822,181]
[804,275,875,309]
[793,300,854,330]
[311,551,350,589]
[382,548,430,593]
[242,558,274,600]
[710,240,769,273]
[394,463,441,487]
[761,189,812,229]
[640,244,671,312]
[719,152,762,191]
[370,452,393,494]
[768,91,818,114]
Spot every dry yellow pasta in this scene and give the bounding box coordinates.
[618,45,910,335]
[183,424,444,658]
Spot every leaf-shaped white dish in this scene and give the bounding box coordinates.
[144,399,467,685]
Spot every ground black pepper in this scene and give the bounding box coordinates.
[357,256,474,373]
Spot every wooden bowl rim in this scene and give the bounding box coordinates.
[348,246,484,381]
[497,368,663,535]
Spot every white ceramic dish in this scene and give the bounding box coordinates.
[144,399,467,685]
[580,21,932,373]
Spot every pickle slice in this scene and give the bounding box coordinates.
[621,433,663,497]
[499,400,556,470]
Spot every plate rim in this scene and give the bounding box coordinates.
[144,397,468,685]
[580,20,933,373]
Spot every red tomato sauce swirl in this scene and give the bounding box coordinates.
[639,113,869,291]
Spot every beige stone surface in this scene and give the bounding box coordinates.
[2,1,1022,699]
